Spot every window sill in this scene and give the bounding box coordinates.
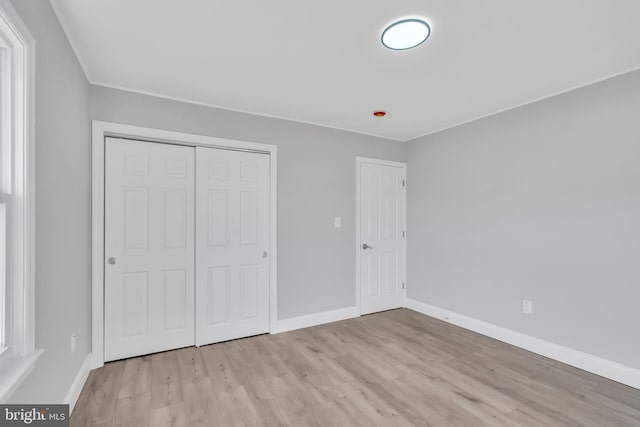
[0,349,43,403]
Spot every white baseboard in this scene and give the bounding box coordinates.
[63,353,92,414]
[406,299,640,390]
[272,306,360,334]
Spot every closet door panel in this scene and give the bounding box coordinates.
[196,147,270,345]
[105,138,195,361]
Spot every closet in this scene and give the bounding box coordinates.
[103,137,270,361]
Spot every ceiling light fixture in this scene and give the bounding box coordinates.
[381,18,431,50]
[373,110,386,117]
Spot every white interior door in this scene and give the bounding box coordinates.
[104,138,195,361]
[195,147,270,346]
[359,160,406,315]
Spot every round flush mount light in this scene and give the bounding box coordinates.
[381,18,431,50]
[373,110,387,117]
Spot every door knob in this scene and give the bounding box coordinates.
[262,251,268,258]
[362,244,373,250]
[108,257,117,265]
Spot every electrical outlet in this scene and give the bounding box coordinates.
[522,300,533,315]
[70,332,77,354]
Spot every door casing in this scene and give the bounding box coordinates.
[91,120,278,369]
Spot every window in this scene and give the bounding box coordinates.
[1,40,10,352]
[0,44,5,354]
[0,0,37,402]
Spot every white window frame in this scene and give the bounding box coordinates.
[0,0,39,403]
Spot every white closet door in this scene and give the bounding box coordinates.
[195,147,270,346]
[104,138,195,361]
[359,162,406,315]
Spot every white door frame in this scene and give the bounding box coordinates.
[91,120,278,369]
[355,157,407,315]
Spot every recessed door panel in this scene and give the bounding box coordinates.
[208,190,228,247]
[209,161,229,180]
[240,265,259,319]
[123,153,149,175]
[208,266,229,325]
[164,157,187,177]
[367,195,378,240]
[241,162,259,182]
[122,188,148,250]
[122,272,148,337]
[164,190,187,249]
[385,252,399,294]
[196,147,270,346]
[163,268,188,331]
[240,191,258,246]
[105,138,195,361]
[367,254,380,297]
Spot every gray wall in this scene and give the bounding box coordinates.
[407,69,640,369]
[8,1,91,402]
[90,86,406,319]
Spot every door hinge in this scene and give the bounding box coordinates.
[402,179,405,187]
[402,230,405,238]
[402,282,405,289]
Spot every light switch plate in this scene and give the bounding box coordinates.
[334,217,342,228]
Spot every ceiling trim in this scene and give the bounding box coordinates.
[49,0,94,82]
[86,62,640,144]
[408,64,640,142]
[91,82,404,142]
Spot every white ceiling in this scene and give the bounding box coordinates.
[51,0,640,141]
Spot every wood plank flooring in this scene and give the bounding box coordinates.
[71,309,640,426]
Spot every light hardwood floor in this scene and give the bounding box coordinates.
[71,309,640,426]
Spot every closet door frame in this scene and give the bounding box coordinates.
[91,121,278,369]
